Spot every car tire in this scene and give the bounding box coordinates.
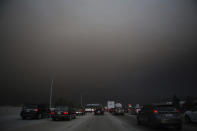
[67,116,71,121]
[137,120,141,125]
[150,121,158,129]
[22,116,26,120]
[52,118,56,121]
[137,118,141,125]
[185,115,191,123]
[176,125,182,130]
[38,114,42,119]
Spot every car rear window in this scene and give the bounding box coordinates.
[23,104,37,109]
[156,105,176,111]
[55,107,69,111]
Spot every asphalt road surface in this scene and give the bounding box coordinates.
[1,112,197,131]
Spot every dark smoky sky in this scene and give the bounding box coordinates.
[0,0,197,106]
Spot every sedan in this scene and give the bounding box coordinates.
[51,106,76,121]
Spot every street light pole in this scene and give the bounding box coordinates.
[80,94,83,107]
[49,80,54,110]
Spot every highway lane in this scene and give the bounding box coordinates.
[1,112,197,131]
[0,113,92,131]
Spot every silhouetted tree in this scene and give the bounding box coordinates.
[55,97,75,107]
[183,96,194,110]
[68,101,74,108]
[173,94,180,109]
[55,97,67,106]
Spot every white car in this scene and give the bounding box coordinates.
[85,108,94,112]
[184,107,197,123]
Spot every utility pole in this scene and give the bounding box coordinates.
[80,92,87,108]
[80,94,83,107]
[49,80,54,110]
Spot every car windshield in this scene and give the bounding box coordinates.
[23,104,37,109]
[85,106,92,108]
[96,108,102,110]
[55,107,69,111]
[156,105,176,111]
[117,108,122,110]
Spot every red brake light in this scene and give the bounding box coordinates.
[35,108,39,112]
[64,112,68,115]
[51,111,55,115]
[176,109,180,113]
[153,109,158,114]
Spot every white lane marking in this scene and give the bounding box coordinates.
[108,113,140,131]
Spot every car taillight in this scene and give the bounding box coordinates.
[51,111,55,115]
[64,112,68,115]
[153,109,158,114]
[35,108,39,112]
[176,109,180,113]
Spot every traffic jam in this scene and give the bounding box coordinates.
[18,99,197,130]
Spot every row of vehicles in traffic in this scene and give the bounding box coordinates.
[106,101,197,130]
[107,101,125,115]
[20,103,105,120]
[20,101,197,129]
[107,101,142,115]
[20,104,86,121]
[84,104,105,115]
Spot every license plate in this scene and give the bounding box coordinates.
[165,114,173,117]
[57,112,61,114]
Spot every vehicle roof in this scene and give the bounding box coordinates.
[152,103,174,107]
[142,104,174,108]
[55,106,70,108]
[23,103,48,106]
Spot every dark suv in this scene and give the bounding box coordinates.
[20,104,49,119]
[137,104,182,129]
[94,107,104,115]
[51,106,76,121]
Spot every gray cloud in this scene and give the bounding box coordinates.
[1,0,197,105]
